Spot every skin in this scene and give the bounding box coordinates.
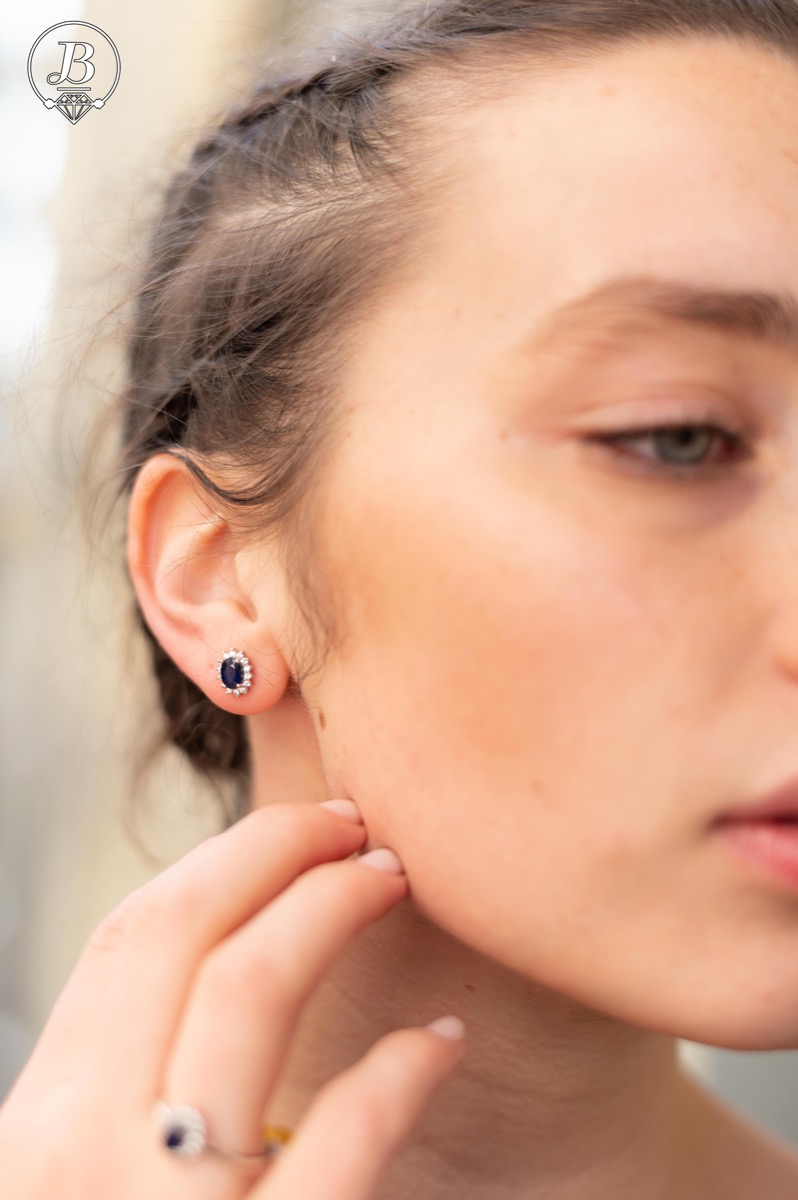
[107,32,798,1200]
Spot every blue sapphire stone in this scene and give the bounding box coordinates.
[166,1128,185,1149]
[221,657,244,689]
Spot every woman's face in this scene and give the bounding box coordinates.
[299,35,798,1049]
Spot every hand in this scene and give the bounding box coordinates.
[0,800,466,1199]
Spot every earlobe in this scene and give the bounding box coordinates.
[126,452,290,710]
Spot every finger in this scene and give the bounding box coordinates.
[163,850,409,1151]
[252,1020,467,1200]
[20,804,367,1099]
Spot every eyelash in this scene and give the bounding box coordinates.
[585,421,749,479]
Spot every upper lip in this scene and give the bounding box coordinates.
[717,775,798,824]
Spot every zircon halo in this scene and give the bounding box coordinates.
[155,1102,207,1158]
[216,648,253,697]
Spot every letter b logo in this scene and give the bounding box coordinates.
[46,42,97,87]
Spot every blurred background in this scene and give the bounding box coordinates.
[3,0,798,1149]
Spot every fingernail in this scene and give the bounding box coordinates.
[319,799,363,823]
[356,847,405,873]
[426,1015,466,1040]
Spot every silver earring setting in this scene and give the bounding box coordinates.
[216,648,253,697]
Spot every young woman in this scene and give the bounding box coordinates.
[5,1,798,1196]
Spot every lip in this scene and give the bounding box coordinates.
[712,820,798,894]
[715,775,798,824]
[711,775,798,894]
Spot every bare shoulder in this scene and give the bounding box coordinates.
[682,1073,798,1199]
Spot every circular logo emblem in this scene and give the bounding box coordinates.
[27,21,120,124]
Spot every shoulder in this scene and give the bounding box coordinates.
[682,1074,798,1199]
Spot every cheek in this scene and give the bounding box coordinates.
[328,471,670,879]
[367,489,662,786]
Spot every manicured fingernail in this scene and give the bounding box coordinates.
[356,847,405,873]
[319,799,363,823]
[426,1015,466,1040]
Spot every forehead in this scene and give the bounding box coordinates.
[405,35,798,341]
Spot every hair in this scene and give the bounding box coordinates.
[85,0,798,825]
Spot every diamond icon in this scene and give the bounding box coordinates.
[54,92,93,124]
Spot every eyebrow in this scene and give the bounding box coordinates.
[528,276,798,357]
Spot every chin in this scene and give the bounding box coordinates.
[633,992,798,1052]
[680,1016,798,1053]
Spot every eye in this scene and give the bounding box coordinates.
[584,422,748,478]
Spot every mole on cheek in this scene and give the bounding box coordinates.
[319,709,326,729]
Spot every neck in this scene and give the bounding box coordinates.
[267,895,706,1200]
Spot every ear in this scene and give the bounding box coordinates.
[126,453,291,713]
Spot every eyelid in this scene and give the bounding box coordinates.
[575,399,747,437]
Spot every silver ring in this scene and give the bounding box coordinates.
[154,1102,285,1167]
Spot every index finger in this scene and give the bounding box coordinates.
[26,803,367,1097]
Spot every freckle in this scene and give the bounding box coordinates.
[319,710,326,729]
[465,982,475,992]
[600,84,617,98]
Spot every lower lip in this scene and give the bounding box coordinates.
[713,820,798,893]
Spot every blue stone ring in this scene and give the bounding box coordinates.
[154,1102,283,1167]
[216,648,253,697]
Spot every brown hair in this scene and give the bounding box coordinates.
[87,0,798,824]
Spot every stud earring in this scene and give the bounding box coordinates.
[216,648,253,697]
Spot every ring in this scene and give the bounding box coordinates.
[154,1102,293,1166]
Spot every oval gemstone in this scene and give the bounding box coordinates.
[221,657,244,689]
